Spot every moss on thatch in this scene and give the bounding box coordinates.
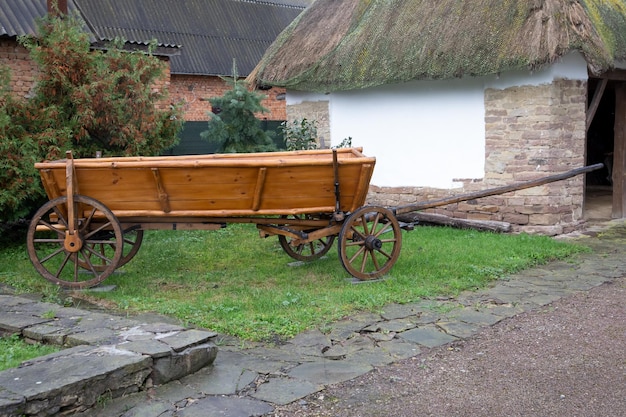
[251,0,626,92]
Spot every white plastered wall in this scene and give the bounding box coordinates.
[286,53,589,189]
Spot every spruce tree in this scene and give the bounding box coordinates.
[202,65,276,153]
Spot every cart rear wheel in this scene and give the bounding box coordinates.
[338,206,402,280]
[27,195,124,289]
[278,214,335,261]
[78,227,143,271]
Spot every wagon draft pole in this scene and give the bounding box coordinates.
[392,163,605,231]
[25,147,604,289]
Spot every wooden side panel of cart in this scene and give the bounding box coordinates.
[36,148,375,219]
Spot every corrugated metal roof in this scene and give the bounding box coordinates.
[0,0,304,76]
[0,0,168,47]
[0,0,71,36]
[74,0,305,76]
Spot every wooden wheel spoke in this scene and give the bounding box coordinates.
[54,252,73,279]
[359,249,371,272]
[86,238,118,245]
[79,206,98,233]
[349,225,367,241]
[348,245,366,264]
[79,248,102,275]
[374,247,393,261]
[294,243,305,254]
[36,219,66,238]
[373,222,393,238]
[39,246,67,264]
[370,213,381,234]
[83,221,112,240]
[83,242,116,263]
[72,253,80,281]
[51,206,69,229]
[345,239,365,247]
[358,215,370,235]
[369,249,381,271]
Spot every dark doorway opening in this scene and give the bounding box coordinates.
[585,78,615,220]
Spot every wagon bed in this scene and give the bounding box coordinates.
[28,148,404,288]
[36,147,375,220]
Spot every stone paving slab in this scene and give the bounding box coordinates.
[287,360,373,386]
[177,396,273,417]
[399,325,460,347]
[251,377,322,405]
[4,222,626,416]
[180,360,258,395]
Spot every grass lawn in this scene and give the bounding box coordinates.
[0,335,59,371]
[0,224,587,341]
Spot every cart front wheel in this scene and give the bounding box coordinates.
[278,214,335,261]
[27,195,124,289]
[338,206,402,280]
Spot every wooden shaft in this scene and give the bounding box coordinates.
[333,149,341,213]
[65,151,76,234]
[395,163,604,215]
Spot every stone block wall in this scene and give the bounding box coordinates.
[286,100,331,148]
[368,79,588,235]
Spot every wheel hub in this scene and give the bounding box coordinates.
[364,235,382,250]
[64,231,83,252]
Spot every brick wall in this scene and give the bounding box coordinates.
[368,79,588,235]
[0,40,38,98]
[0,39,287,123]
[170,74,287,122]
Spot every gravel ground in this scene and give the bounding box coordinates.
[273,276,626,417]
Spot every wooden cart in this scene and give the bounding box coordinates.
[27,148,405,288]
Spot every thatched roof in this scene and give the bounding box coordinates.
[251,0,626,92]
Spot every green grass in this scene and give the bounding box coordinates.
[0,224,587,341]
[0,334,59,371]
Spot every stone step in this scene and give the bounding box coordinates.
[0,295,218,416]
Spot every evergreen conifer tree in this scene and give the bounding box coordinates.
[202,64,275,153]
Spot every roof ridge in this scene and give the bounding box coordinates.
[229,0,308,10]
[95,27,274,47]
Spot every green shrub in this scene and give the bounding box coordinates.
[334,136,353,148]
[281,118,319,151]
[0,68,51,221]
[0,12,183,223]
